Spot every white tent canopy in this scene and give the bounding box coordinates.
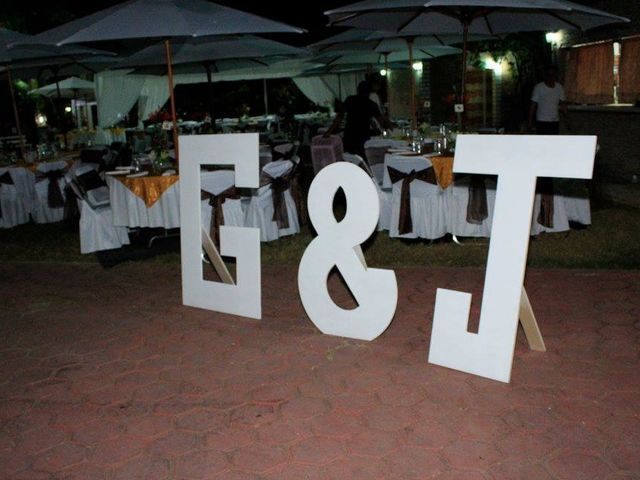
[94,58,337,136]
[31,76,95,98]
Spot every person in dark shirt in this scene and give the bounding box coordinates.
[326,80,391,159]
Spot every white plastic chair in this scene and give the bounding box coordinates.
[0,167,31,229]
[386,157,448,240]
[71,165,130,254]
[556,179,591,226]
[447,176,497,238]
[31,161,69,224]
[343,153,392,232]
[245,160,300,242]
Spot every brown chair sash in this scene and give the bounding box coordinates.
[201,186,239,247]
[0,171,15,219]
[261,171,292,230]
[536,177,554,228]
[290,172,307,226]
[35,169,66,209]
[466,175,489,225]
[387,165,438,235]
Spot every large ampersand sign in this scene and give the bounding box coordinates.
[298,162,398,341]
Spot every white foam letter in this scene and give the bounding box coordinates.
[428,135,596,382]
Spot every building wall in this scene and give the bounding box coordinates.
[564,107,640,183]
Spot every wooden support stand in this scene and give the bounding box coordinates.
[201,227,234,285]
[519,286,546,351]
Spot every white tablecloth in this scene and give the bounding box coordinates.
[106,175,180,229]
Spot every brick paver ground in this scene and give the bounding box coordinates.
[0,263,638,479]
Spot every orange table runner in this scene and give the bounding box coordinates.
[116,175,179,207]
[429,156,454,189]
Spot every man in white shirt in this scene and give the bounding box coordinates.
[528,66,566,135]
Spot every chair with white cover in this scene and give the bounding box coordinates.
[245,160,300,242]
[447,175,497,238]
[530,178,570,235]
[556,179,591,226]
[0,167,31,229]
[386,156,448,240]
[200,170,245,247]
[31,160,69,224]
[273,142,293,159]
[259,146,273,169]
[70,165,130,254]
[311,135,343,174]
[364,145,388,168]
[343,153,392,231]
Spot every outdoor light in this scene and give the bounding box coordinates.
[380,68,387,77]
[484,58,503,75]
[545,31,563,45]
[35,113,47,127]
[64,106,72,113]
[412,61,423,72]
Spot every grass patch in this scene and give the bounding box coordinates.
[1,203,639,269]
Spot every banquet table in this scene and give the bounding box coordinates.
[107,174,180,229]
[381,153,454,190]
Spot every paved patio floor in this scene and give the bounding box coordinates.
[0,263,638,479]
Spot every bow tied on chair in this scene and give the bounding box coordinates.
[261,171,292,230]
[201,186,240,247]
[536,177,555,228]
[387,165,438,235]
[35,169,66,209]
[0,171,15,219]
[465,175,489,225]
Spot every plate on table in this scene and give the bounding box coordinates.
[394,151,423,157]
[388,148,411,153]
[105,170,129,176]
[126,171,149,178]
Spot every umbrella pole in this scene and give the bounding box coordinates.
[205,62,215,131]
[53,69,69,149]
[337,73,342,101]
[263,78,268,115]
[164,39,179,163]
[459,22,470,131]
[407,38,417,131]
[6,66,27,160]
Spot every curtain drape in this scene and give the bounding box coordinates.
[564,42,614,104]
[293,77,336,109]
[137,76,170,127]
[293,73,365,110]
[619,36,640,104]
[94,70,145,143]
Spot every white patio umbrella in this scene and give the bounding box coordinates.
[311,27,488,53]
[326,0,629,127]
[31,76,95,98]
[1,28,113,158]
[116,35,308,119]
[16,0,303,160]
[31,77,96,132]
[311,29,464,127]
